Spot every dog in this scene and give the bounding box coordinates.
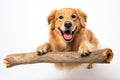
[36,8,99,70]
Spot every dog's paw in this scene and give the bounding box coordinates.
[37,49,47,56]
[78,42,93,57]
[87,63,93,69]
[79,46,92,57]
[80,50,91,57]
[36,43,50,56]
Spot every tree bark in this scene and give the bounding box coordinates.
[4,48,113,68]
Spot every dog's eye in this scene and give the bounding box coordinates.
[59,16,63,19]
[71,14,76,18]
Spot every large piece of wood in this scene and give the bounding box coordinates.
[4,48,113,68]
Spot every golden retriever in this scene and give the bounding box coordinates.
[36,8,99,70]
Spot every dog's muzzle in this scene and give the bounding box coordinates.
[58,27,77,41]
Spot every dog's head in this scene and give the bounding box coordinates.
[48,8,87,42]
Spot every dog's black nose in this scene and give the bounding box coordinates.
[64,21,72,29]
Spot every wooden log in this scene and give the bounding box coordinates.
[4,48,113,68]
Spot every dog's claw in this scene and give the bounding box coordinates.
[80,50,91,57]
[37,51,47,56]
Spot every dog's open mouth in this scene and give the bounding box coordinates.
[58,27,76,41]
[63,30,73,41]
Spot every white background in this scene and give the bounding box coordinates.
[0,0,120,80]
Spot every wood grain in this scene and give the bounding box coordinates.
[4,48,113,68]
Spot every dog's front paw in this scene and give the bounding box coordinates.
[37,48,48,56]
[79,46,92,57]
[79,50,91,57]
[36,43,50,56]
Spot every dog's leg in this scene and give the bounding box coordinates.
[78,41,92,57]
[87,63,93,69]
[79,43,93,69]
[36,43,51,55]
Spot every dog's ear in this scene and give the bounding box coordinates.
[48,10,58,25]
[75,9,87,28]
[47,10,58,31]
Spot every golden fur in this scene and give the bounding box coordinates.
[36,8,99,70]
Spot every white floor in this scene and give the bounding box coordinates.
[0,0,120,80]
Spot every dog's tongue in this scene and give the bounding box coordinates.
[63,34,72,40]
